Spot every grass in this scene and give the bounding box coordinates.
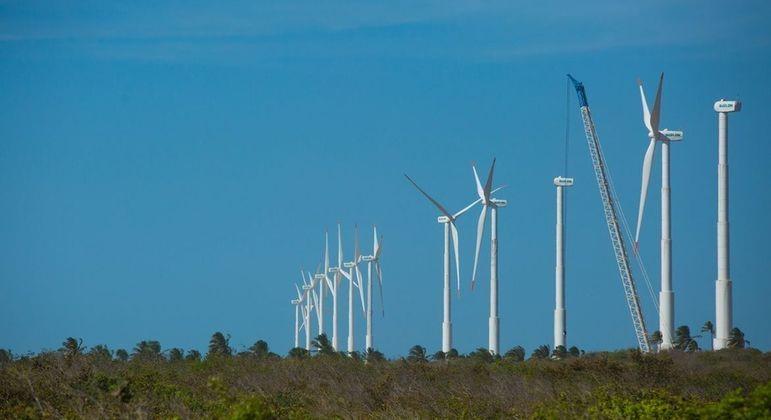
[0,348,769,418]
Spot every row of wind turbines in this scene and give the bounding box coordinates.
[289,72,742,355]
[291,225,383,353]
[631,73,739,351]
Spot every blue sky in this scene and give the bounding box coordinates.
[1,1,769,356]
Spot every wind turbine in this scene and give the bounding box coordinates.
[634,73,684,351]
[315,231,331,337]
[713,98,741,350]
[339,225,366,354]
[300,270,315,350]
[553,176,573,351]
[470,158,507,356]
[404,174,487,353]
[327,224,346,351]
[291,283,307,349]
[360,226,383,352]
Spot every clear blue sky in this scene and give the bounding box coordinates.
[1,1,769,357]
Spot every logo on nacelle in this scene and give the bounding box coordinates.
[714,100,741,113]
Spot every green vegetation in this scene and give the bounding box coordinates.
[0,332,768,418]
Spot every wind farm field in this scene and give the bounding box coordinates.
[1,347,768,418]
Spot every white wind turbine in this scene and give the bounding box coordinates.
[338,225,366,354]
[405,174,490,353]
[634,73,684,351]
[470,158,507,356]
[327,224,347,351]
[291,283,308,349]
[300,270,315,350]
[360,226,383,352]
[315,231,331,337]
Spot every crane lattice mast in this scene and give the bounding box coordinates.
[568,75,651,353]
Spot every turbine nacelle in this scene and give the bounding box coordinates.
[343,261,355,268]
[313,273,326,280]
[714,99,741,113]
[360,255,375,262]
[553,176,574,187]
[302,284,313,291]
[661,129,684,141]
[490,198,507,207]
[329,267,341,273]
[437,215,451,223]
[291,299,300,305]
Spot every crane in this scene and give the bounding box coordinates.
[567,74,651,353]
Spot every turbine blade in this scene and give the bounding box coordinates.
[471,205,488,290]
[354,225,361,262]
[483,158,496,200]
[635,139,657,246]
[295,284,302,300]
[375,236,382,260]
[404,174,454,219]
[637,78,652,132]
[324,230,329,269]
[355,265,366,316]
[650,73,663,134]
[373,226,380,258]
[375,261,384,316]
[449,221,461,292]
[472,164,485,200]
[453,197,482,219]
[337,223,343,268]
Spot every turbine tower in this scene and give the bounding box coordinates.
[713,98,741,350]
[405,174,483,353]
[316,231,331,337]
[327,225,343,351]
[634,73,684,350]
[471,158,507,356]
[292,283,306,349]
[553,176,573,350]
[339,225,365,354]
[360,226,383,351]
[301,271,315,350]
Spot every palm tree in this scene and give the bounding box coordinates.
[650,330,663,352]
[407,345,428,363]
[249,340,270,358]
[468,347,495,363]
[552,345,568,359]
[568,346,581,357]
[701,321,715,350]
[674,325,699,352]
[0,349,13,365]
[288,347,309,359]
[727,327,745,349]
[88,344,112,360]
[185,349,201,361]
[530,345,550,359]
[167,348,184,362]
[208,332,232,357]
[60,337,84,358]
[431,350,446,361]
[311,333,336,356]
[504,346,525,362]
[115,349,129,361]
[365,348,386,363]
[132,340,162,360]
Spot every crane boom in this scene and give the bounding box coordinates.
[567,74,651,353]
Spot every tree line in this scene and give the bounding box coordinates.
[0,320,748,366]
